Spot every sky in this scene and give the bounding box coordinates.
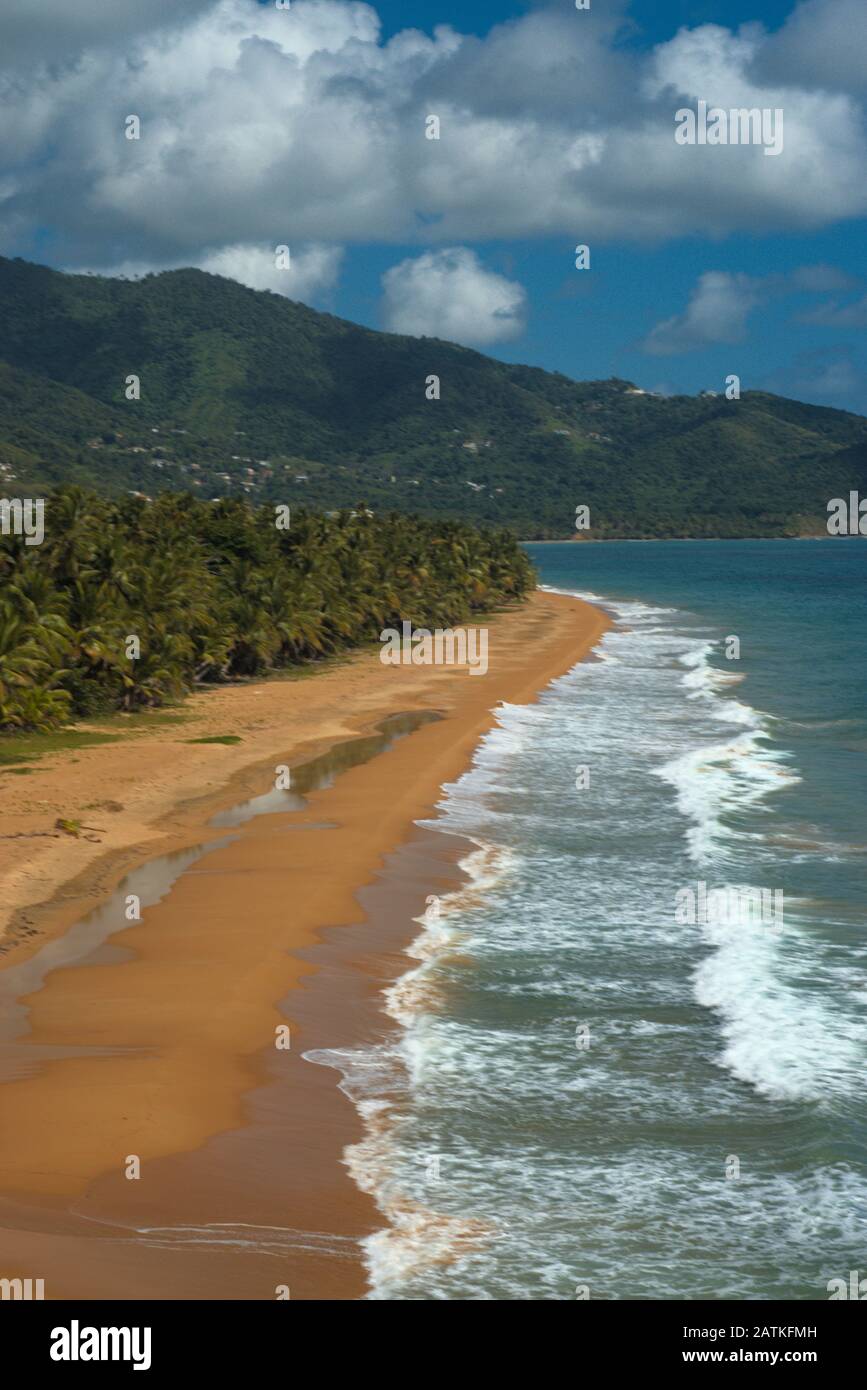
[0,0,865,413]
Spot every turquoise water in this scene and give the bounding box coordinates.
[316,540,867,1300]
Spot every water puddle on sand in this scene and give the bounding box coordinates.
[212,709,440,827]
[0,710,441,1080]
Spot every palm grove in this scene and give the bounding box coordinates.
[0,488,535,732]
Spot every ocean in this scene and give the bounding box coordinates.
[311,538,867,1300]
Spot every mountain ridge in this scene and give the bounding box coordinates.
[1,254,865,538]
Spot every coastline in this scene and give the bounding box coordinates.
[523,535,835,543]
[0,589,609,1299]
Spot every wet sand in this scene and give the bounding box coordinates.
[0,591,608,1299]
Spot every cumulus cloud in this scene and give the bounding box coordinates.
[0,0,865,277]
[642,262,863,355]
[68,243,342,306]
[641,22,865,233]
[0,0,214,64]
[751,0,867,94]
[199,243,343,299]
[380,247,526,345]
[642,272,767,355]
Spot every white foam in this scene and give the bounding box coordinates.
[307,578,866,1297]
[657,728,800,863]
[693,907,866,1102]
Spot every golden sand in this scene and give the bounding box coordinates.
[0,591,608,1298]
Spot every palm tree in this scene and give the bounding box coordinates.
[0,488,536,730]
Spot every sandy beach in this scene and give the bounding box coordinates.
[0,589,608,1300]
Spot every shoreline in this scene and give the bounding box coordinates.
[522,534,836,543]
[0,589,609,1299]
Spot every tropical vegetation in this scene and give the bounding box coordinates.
[0,488,535,732]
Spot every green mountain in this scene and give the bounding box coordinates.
[1,254,865,538]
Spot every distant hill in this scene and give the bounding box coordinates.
[1,254,865,538]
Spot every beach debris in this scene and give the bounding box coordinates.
[54,818,106,837]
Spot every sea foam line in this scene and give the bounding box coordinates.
[304,835,511,1296]
[539,585,863,1106]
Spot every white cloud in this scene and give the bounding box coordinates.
[641,22,866,235]
[67,243,342,306]
[0,0,214,63]
[381,248,526,345]
[642,272,766,356]
[642,263,863,355]
[0,0,865,271]
[199,243,343,299]
[752,0,867,94]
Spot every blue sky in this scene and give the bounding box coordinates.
[369,0,798,41]
[2,0,866,413]
[335,210,867,409]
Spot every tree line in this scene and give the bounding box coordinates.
[0,488,535,731]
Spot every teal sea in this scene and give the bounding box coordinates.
[311,539,867,1300]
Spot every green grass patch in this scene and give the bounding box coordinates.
[0,708,192,766]
[186,735,243,745]
[0,729,124,765]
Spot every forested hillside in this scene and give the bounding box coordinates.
[1,255,866,538]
